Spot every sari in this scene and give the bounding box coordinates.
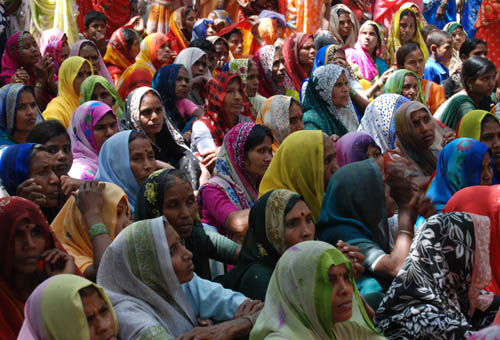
[421,78,446,114]
[117,33,171,100]
[335,131,380,167]
[303,64,359,136]
[42,57,94,129]
[358,93,410,153]
[437,94,489,130]
[282,33,313,92]
[79,75,124,118]
[259,130,324,222]
[94,131,140,216]
[192,19,215,41]
[51,183,129,273]
[0,143,36,195]
[292,0,323,34]
[329,5,360,48]
[383,69,426,104]
[444,185,500,296]
[374,212,495,339]
[250,240,384,340]
[146,0,175,34]
[474,0,500,69]
[425,138,491,213]
[167,7,191,54]
[0,32,37,86]
[39,29,66,75]
[374,0,423,28]
[68,101,118,181]
[104,28,138,86]
[255,95,293,152]
[457,110,499,140]
[0,84,43,147]
[18,274,117,340]
[444,22,467,74]
[423,0,457,29]
[70,40,114,86]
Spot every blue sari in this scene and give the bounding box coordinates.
[423,0,457,29]
[0,143,36,195]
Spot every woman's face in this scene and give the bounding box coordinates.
[331,73,350,108]
[381,26,389,46]
[13,219,46,275]
[29,150,60,207]
[337,13,353,40]
[19,33,41,66]
[165,223,194,284]
[115,197,131,234]
[206,23,217,37]
[184,10,196,33]
[15,90,38,134]
[401,74,419,101]
[128,137,155,186]
[222,78,244,116]
[329,264,354,324]
[409,108,435,149]
[402,49,425,78]
[130,36,140,59]
[139,93,164,138]
[297,37,316,69]
[323,137,338,189]
[61,41,70,61]
[214,41,229,70]
[480,153,493,185]
[283,200,315,249]
[466,43,488,60]
[271,49,286,85]
[73,62,92,95]
[192,55,208,78]
[246,60,259,98]
[288,101,304,133]
[366,144,384,170]
[359,25,379,53]
[451,27,466,51]
[91,83,115,108]
[44,134,73,177]
[79,44,101,74]
[93,113,118,151]
[156,42,173,66]
[81,290,117,340]
[480,119,500,167]
[175,67,190,99]
[399,14,416,45]
[163,181,197,239]
[467,69,497,98]
[245,135,273,178]
[227,32,244,58]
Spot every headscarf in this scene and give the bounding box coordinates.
[259,130,325,222]
[255,95,293,152]
[0,32,37,86]
[345,21,382,82]
[457,110,499,140]
[39,29,66,75]
[394,101,442,176]
[250,241,381,340]
[425,138,491,213]
[39,29,65,56]
[313,44,359,81]
[383,69,425,103]
[134,168,177,220]
[192,19,215,41]
[375,212,494,338]
[358,94,410,153]
[0,84,43,146]
[335,131,380,167]
[51,183,129,273]
[70,40,114,85]
[329,5,360,48]
[223,58,260,116]
[173,47,211,79]
[302,64,358,136]
[79,75,125,118]
[443,21,467,73]
[104,27,138,77]
[252,45,295,98]
[68,101,118,181]
[387,7,428,66]
[282,33,313,91]
[0,143,36,195]
[168,7,191,53]
[18,274,118,340]
[42,57,94,129]
[97,217,197,339]
[257,18,279,46]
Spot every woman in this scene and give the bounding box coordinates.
[68,101,119,181]
[42,57,94,128]
[346,21,388,82]
[329,4,359,48]
[255,95,304,152]
[443,22,467,74]
[437,57,497,130]
[199,123,273,239]
[335,131,383,168]
[70,39,114,86]
[191,72,253,154]
[18,274,118,340]
[374,212,497,339]
[383,69,425,103]
[174,47,212,107]
[282,33,316,92]
[0,84,43,146]
[103,27,140,86]
[79,75,125,118]
[117,32,173,100]
[250,240,384,340]
[0,197,76,339]
[192,19,217,41]
[52,182,131,280]
[425,138,493,213]
[387,8,428,66]
[303,64,359,137]
[97,216,262,339]
[39,29,70,77]
[135,168,239,280]
[167,6,196,54]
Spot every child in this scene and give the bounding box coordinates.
[83,11,107,56]
[423,30,453,85]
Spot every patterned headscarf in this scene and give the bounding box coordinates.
[104,27,138,73]
[282,33,314,91]
[255,95,293,152]
[252,45,294,98]
[0,32,39,86]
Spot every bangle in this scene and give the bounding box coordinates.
[241,315,255,327]
[89,223,109,240]
[398,229,414,238]
[350,88,357,97]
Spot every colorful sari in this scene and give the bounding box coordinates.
[167,7,191,54]
[475,0,500,69]
[146,0,175,34]
[255,95,294,152]
[383,69,426,104]
[104,28,138,86]
[329,5,360,48]
[42,57,94,128]
[39,29,67,75]
[282,33,313,92]
[292,0,323,34]
[374,0,423,28]
[0,143,35,195]
[0,32,37,86]
[68,101,118,181]
[437,94,486,130]
[79,75,124,118]
[192,19,215,41]
[335,131,380,167]
[457,110,499,140]
[423,0,457,29]
[70,40,114,86]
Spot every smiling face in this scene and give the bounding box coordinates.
[329,264,354,324]
[162,181,196,239]
[29,150,60,207]
[14,219,46,275]
[165,223,194,284]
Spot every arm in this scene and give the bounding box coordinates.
[321,0,332,30]
[225,210,250,239]
[202,227,240,264]
[350,90,370,116]
[192,120,217,154]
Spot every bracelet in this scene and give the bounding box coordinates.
[350,88,357,97]
[398,229,414,238]
[241,315,255,327]
[89,223,109,240]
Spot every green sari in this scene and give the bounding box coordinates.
[79,75,125,118]
[438,94,493,130]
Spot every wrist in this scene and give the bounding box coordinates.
[84,214,105,229]
[88,223,109,241]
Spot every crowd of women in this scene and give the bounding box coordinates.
[2,0,500,339]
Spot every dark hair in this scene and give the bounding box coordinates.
[459,38,487,59]
[421,24,438,42]
[396,43,422,69]
[122,28,138,48]
[289,98,300,109]
[461,56,496,93]
[481,114,500,128]
[222,28,242,41]
[426,30,452,50]
[363,23,381,57]
[79,285,101,298]
[400,9,417,24]
[27,120,69,145]
[214,38,229,49]
[84,11,106,28]
[190,38,216,53]
[244,124,273,159]
[128,130,148,143]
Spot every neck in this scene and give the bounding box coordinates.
[247,173,260,189]
[11,129,30,144]
[468,92,484,106]
[225,112,239,130]
[302,63,313,75]
[12,271,41,302]
[182,29,192,41]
